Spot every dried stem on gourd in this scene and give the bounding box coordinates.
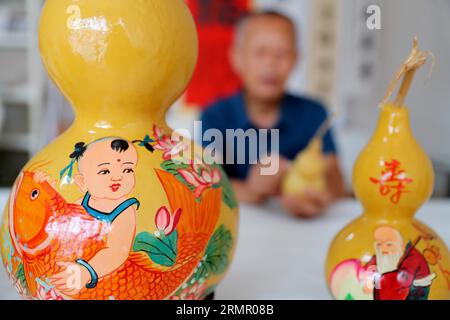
[314,113,335,140]
[381,37,434,107]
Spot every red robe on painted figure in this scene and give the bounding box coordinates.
[365,241,436,300]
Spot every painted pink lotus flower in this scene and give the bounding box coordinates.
[155,206,182,237]
[178,162,222,198]
[153,125,188,161]
[37,283,64,300]
[170,282,207,300]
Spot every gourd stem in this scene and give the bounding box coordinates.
[394,69,416,106]
[381,37,432,107]
[314,114,335,140]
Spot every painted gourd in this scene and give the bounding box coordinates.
[0,0,239,300]
[326,39,450,300]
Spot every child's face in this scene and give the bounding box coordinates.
[232,17,297,102]
[75,140,138,200]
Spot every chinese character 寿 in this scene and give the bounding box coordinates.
[370,159,413,204]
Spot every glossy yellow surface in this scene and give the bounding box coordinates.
[326,103,450,300]
[1,0,238,300]
[282,138,326,196]
[39,0,198,125]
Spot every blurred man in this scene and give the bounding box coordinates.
[200,11,344,218]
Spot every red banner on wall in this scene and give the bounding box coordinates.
[185,0,251,109]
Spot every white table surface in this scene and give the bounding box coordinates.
[0,188,449,300]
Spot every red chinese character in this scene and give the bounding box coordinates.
[370,159,413,204]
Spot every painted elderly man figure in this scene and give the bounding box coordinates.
[363,226,436,300]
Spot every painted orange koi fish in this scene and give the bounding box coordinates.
[7,169,221,300]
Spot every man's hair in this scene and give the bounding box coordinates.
[233,10,297,48]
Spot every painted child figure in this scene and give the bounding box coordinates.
[50,138,140,296]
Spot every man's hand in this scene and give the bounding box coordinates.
[247,157,291,198]
[280,189,332,218]
[231,179,266,205]
[231,157,291,205]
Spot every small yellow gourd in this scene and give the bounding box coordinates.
[282,138,326,196]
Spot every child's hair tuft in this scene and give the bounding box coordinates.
[111,139,130,153]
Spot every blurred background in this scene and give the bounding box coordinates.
[0,0,449,196]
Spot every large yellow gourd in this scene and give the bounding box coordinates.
[282,138,326,196]
[0,0,238,300]
[326,39,450,300]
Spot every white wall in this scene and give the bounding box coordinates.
[336,0,450,163]
[382,0,450,163]
[332,0,450,194]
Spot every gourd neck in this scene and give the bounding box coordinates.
[373,104,414,138]
[353,103,434,221]
[72,103,167,131]
[362,207,416,220]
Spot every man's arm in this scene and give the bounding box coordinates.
[325,155,346,200]
[231,179,265,205]
[232,157,291,205]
